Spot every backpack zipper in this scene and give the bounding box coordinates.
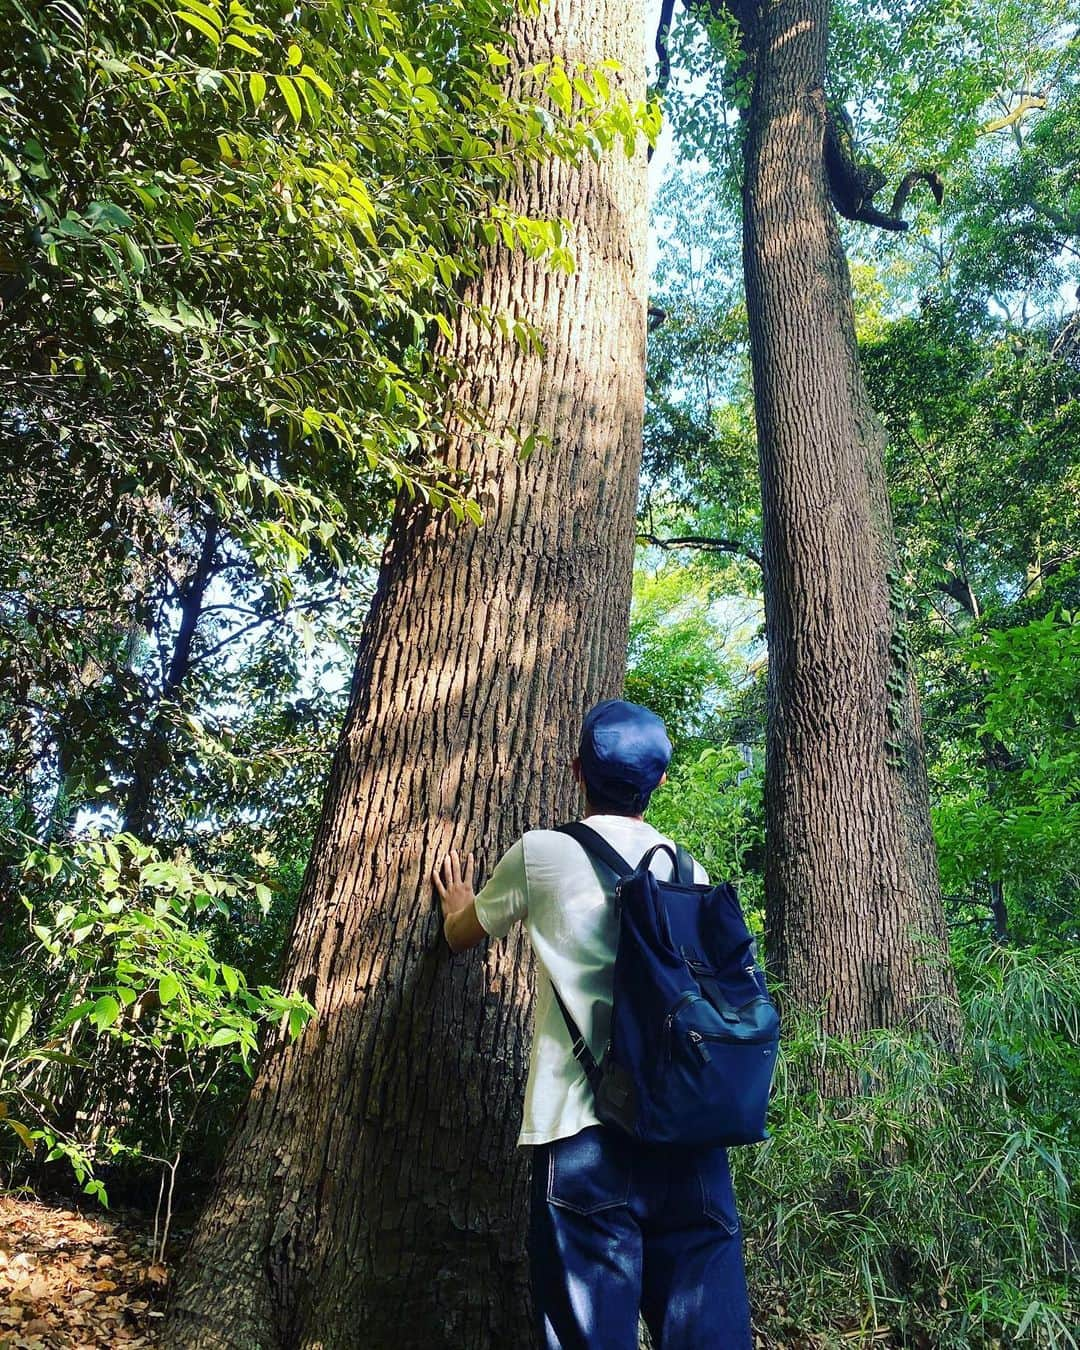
[663,992,699,1063]
[667,993,777,1066]
[664,991,698,1034]
[687,1029,711,1064]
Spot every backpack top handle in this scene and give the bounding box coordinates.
[636,842,697,887]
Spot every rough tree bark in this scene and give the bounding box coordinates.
[165,1,648,1345]
[728,0,962,1054]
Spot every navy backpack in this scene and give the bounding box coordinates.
[550,822,779,1148]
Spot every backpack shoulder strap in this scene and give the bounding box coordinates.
[557,822,697,884]
[547,979,603,1097]
[549,822,626,1096]
[555,821,634,878]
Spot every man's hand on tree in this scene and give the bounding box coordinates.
[432,850,487,953]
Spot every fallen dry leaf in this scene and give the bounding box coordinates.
[0,1196,172,1347]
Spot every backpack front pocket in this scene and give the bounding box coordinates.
[646,995,777,1146]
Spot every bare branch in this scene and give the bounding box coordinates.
[637,532,762,568]
[979,95,1047,135]
[654,0,678,99]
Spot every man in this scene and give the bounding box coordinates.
[433,699,753,1349]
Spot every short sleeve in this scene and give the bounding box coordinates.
[473,839,529,940]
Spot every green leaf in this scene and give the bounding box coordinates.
[26,1049,84,1067]
[224,33,260,56]
[56,1000,98,1031]
[299,64,333,99]
[119,235,146,275]
[86,201,134,230]
[141,302,186,334]
[5,1118,36,1152]
[177,10,221,45]
[90,995,121,1031]
[1,999,33,1049]
[56,215,92,239]
[548,67,573,114]
[275,74,302,125]
[249,70,267,105]
[158,973,181,1005]
[83,1177,109,1207]
[179,0,223,26]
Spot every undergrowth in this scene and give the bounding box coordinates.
[736,942,1078,1348]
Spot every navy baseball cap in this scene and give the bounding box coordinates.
[578,700,672,810]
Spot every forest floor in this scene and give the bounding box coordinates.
[1,1195,872,1349]
[0,1196,172,1349]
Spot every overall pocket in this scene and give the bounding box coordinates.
[694,1145,740,1235]
[546,1126,631,1215]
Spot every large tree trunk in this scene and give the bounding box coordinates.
[165,2,648,1345]
[731,0,962,1056]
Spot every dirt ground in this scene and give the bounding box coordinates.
[0,1194,872,1349]
[0,1196,171,1349]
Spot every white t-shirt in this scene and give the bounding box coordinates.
[473,814,708,1146]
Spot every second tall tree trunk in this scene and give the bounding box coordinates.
[166,1,649,1345]
[733,0,961,1055]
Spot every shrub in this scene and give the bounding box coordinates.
[0,830,312,1257]
[737,943,1079,1348]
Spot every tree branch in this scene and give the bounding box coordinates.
[654,0,678,99]
[936,573,979,618]
[1016,550,1080,600]
[637,532,762,567]
[979,95,1047,135]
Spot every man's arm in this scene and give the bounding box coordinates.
[432,849,488,953]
